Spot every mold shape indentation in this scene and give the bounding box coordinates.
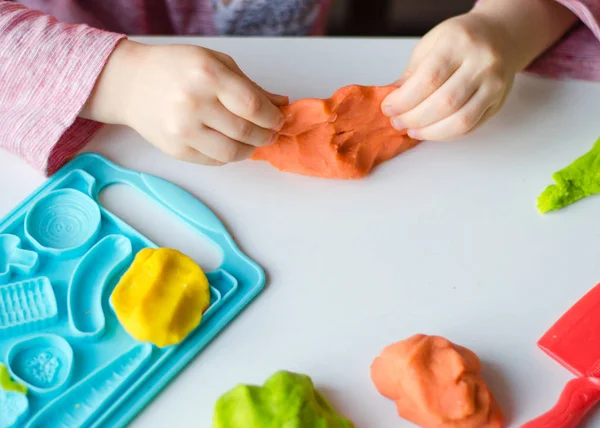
[25,343,152,428]
[67,235,133,341]
[25,189,101,258]
[0,235,39,285]
[0,277,58,339]
[203,269,238,320]
[7,334,74,396]
[0,363,28,428]
[0,389,28,428]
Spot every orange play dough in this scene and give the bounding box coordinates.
[371,334,503,428]
[251,85,420,179]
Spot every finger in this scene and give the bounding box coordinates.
[169,146,224,166]
[212,51,289,106]
[382,53,461,118]
[468,102,501,133]
[203,101,276,147]
[391,29,443,86]
[189,125,256,163]
[403,33,438,75]
[390,65,479,130]
[263,91,289,106]
[216,68,284,130]
[406,88,494,141]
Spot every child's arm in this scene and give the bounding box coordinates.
[0,2,286,175]
[0,2,125,175]
[525,0,600,81]
[382,0,578,142]
[474,0,578,71]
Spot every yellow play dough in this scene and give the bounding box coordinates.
[111,248,211,347]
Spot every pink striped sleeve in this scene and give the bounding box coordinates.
[0,2,125,175]
[526,0,600,81]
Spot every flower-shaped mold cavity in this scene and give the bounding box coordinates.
[0,235,39,285]
[25,189,101,258]
[7,335,73,396]
[0,277,58,339]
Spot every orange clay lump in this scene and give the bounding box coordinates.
[371,334,503,428]
[111,248,211,348]
[251,85,421,179]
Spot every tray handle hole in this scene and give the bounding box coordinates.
[98,184,222,271]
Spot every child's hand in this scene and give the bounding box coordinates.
[83,40,287,165]
[382,12,516,141]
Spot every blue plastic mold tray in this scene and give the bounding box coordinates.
[0,153,265,427]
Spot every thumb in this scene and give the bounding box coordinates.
[261,89,289,106]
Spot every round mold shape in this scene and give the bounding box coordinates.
[25,189,101,258]
[7,334,74,396]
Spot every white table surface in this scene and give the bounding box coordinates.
[2,37,600,427]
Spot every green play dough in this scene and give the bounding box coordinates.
[212,371,354,428]
[0,363,27,394]
[538,137,600,213]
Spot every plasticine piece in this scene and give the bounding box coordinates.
[111,248,210,348]
[0,363,27,395]
[212,370,354,428]
[251,85,420,179]
[371,334,503,428]
[538,137,600,213]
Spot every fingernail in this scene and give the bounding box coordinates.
[391,117,406,130]
[407,129,420,139]
[271,93,289,105]
[382,104,396,117]
[274,116,285,131]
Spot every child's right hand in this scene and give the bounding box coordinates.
[381,0,576,142]
[381,12,516,142]
[82,40,288,165]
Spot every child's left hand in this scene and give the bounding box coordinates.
[381,12,516,141]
